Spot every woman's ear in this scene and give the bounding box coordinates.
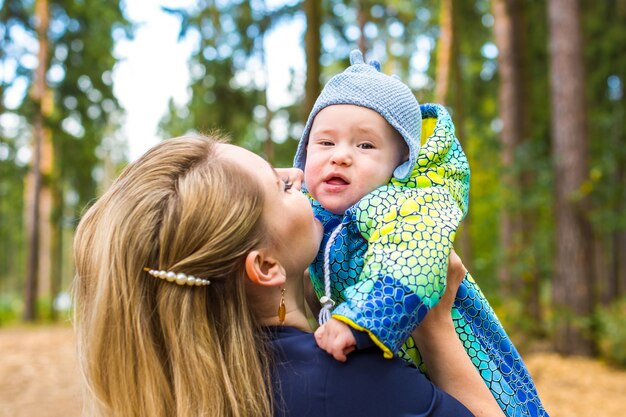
[245,250,286,287]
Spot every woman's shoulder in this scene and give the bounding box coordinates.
[265,326,331,417]
[266,326,474,417]
[266,325,327,367]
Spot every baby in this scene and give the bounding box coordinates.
[293,50,549,417]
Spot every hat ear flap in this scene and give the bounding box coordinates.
[350,49,365,65]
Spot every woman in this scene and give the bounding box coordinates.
[73,134,501,417]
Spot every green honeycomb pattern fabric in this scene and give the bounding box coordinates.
[308,104,548,417]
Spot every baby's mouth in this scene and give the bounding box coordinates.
[325,176,349,185]
[323,172,350,186]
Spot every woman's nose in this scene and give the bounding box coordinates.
[275,167,304,190]
[291,168,304,190]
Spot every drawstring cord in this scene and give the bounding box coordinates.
[319,223,343,325]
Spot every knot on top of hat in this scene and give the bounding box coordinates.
[349,49,382,72]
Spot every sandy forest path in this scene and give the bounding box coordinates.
[1,326,625,417]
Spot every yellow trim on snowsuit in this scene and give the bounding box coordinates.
[332,314,395,359]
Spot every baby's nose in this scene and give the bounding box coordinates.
[330,147,352,165]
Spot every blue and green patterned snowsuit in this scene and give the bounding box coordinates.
[307,103,549,417]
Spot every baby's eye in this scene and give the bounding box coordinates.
[358,143,375,149]
[282,177,293,192]
[319,140,334,146]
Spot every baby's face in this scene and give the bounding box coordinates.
[305,104,408,215]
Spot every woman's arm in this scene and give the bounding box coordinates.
[412,250,504,417]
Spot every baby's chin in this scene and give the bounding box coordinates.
[310,189,356,215]
[317,197,352,216]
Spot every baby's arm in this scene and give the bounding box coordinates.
[314,318,356,362]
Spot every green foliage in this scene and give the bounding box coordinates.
[1,0,131,314]
[158,1,301,167]
[1,0,32,296]
[595,297,626,367]
[0,0,624,347]
[0,292,22,326]
[4,0,132,212]
[582,0,626,235]
[0,293,73,326]
[48,0,132,211]
[0,137,27,295]
[580,1,626,354]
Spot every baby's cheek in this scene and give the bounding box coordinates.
[304,159,320,177]
[304,173,322,193]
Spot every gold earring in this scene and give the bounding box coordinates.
[278,288,286,324]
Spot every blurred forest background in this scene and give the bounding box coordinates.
[1,0,625,366]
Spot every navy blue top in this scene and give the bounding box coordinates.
[266,326,474,417]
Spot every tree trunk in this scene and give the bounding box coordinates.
[609,70,626,301]
[595,232,613,306]
[612,1,625,299]
[39,133,54,302]
[263,108,274,164]
[614,111,626,299]
[548,0,594,355]
[435,0,453,105]
[357,2,367,57]
[433,0,474,271]
[495,0,543,331]
[303,0,321,118]
[49,182,63,321]
[492,0,526,296]
[258,19,274,165]
[24,0,52,321]
[24,133,42,321]
[445,0,473,271]
[617,230,626,299]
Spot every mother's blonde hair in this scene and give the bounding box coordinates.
[73,135,272,417]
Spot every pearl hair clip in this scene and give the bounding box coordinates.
[143,267,211,286]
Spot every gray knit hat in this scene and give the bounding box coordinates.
[294,49,421,180]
